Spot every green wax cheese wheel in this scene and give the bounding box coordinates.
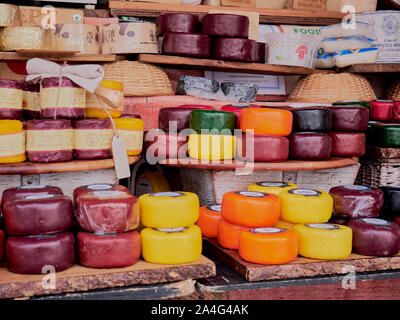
[189,109,236,135]
[369,123,400,148]
[332,101,371,109]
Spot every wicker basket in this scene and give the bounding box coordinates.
[387,79,400,101]
[102,60,174,97]
[356,160,400,187]
[289,73,377,103]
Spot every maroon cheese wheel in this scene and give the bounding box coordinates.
[202,14,249,38]
[254,42,266,63]
[21,81,40,119]
[239,134,289,162]
[329,106,369,132]
[158,107,199,132]
[73,184,131,203]
[0,79,23,120]
[289,132,332,160]
[26,119,73,163]
[330,132,366,157]
[162,32,211,58]
[0,230,4,261]
[330,185,384,218]
[145,130,189,160]
[77,230,141,268]
[157,13,200,35]
[6,232,75,274]
[4,194,73,236]
[370,100,395,122]
[347,218,400,256]
[214,38,258,62]
[73,119,112,160]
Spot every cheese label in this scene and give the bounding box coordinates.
[257,182,289,188]
[343,185,372,192]
[0,131,25,158]
[40,87,86,109]
[150,192,184,197]
[251,227,285,234]
[118,129,144,152]
[18,185,47,189]
[289,189,321,197]
[27,129,73,152]
[236,191,267,198]
[207,204,221,212]
[156,227,187,233]
[306,223,339,230]
[73,129,113,150]
[22,91,40,112]
[23,194,56,200]
[86,184,113,191]
[361,218,391,227]
[92,191,125,198]
[0,88,22,109]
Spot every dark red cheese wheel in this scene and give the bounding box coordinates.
[289,132,332,160]
[157,13,200,35]
[73,184,131,203]
[0,230,4,261]
[347,218,400,256]
[239,134,289,162]
[214,38,258,62]
[162,32,211,58]
[144,130,188,160]
[393,102,400,123]
[329,106,369,131]
[330,132,366,157]
[370,100,395,122]
[4,194,73,236]
[77,230,141,268]
[202,14,249,38]
[158,107,198,132]
[6,232,75,274]
[0,79,22,120]
[329,185,384,218]
[254,42,266,63]
[21,80,40,119]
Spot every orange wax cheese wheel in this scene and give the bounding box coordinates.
[221,191,280,228]
[248,182,297,196]
[240,107,293,136]
[196,204,221,238]
[239,227,299,264]
[217,218,250,250]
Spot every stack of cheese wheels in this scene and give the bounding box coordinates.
[239,107,292,162]
[74,183,141,268]
[139,191,202,264]
[2,185,75,274]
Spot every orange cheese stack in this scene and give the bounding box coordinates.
[196,204,221,239]
[239,227,299,264]
[217,218,250,250]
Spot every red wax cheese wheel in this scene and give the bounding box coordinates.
[254,42,266,63]
[370,100,395,122]
[196,204,221,238]
[77,230,141,268]
[289,133,332,160]
[145,130,188,159]
[0,79,23,120]
[329,185,384,218]
[330,132,366,157]
[73,184,131,203]
[240,107,293,136]
[214,38,258,62]
[330,106,369,131]
[0,230,4,261]
[347,218,400,256]
[162,32,211,58]
[158,107,198,132]
[217,218,250,250]
[75,190,139,233]
[157,13,200,35]
[394,102,400,123]
[222,191,280,228]
[202,14,249,38]
[238,134,289,162]
[4,194,73,236]
[6,232,75,274]
[221,105,252,127]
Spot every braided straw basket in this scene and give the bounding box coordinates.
[289,73,377,104]
[102,60,174,97]
[387,79,400,101]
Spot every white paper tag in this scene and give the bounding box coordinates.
[112,134,131,180]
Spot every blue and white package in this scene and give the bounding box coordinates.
[334,48,378,68]
[320,21,370,38]
[315,53,335,69]
[322,36,374,53]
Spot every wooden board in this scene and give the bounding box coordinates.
[0,156,140,175]
[137,54,329,76]
[0,256,216,300]
[204,239,400,282]
[109,1,345,25]
[340,63,400,74]
[16,50,81,54]
[0,52,118,62]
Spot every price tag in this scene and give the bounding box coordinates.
[112,134,131,180]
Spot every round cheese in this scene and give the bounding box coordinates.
[289,132,332,160]
[214,38,258,62]
[330,132,366,157]
[157,13,200,35]
[162,32,211,58]
[370,100,395,122]
[189,109,236,135]
[291,107,333,132]
[145,130,189,160]
[114,117,144,156]
[0,120,26,164]
[196,204,222,239]
[202,14,249,38]
[0,79,23,120]
[329,106,369,132]
[238,134,289,162]
[217,218,250,250]
[248,181,298,196]
[188,133,236,160]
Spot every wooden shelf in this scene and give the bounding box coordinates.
[0,52,119,62]
[109,1,345,26]
[339,63,400,74]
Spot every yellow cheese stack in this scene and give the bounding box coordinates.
[248,181,298,196]
[0,120,26,163]
[114,117,144,156]
[188,133,236,160]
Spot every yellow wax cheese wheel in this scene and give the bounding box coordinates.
[188,133,236,160]
[248,181,298,196]
[114,117,144,156]
[135,171,171,197]
[141,225,202,264]
[0,120,26,163]
[294,223,352,260]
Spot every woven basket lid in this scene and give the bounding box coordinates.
[102,60,174,97]
[387,79,400,101]
[289,73,377,104]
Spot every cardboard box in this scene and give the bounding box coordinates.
[18,6,83,27]
[292,0,327,11]
[220,0,256,8]
[327,0,377,13]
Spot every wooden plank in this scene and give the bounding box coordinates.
[0,255,216,299]
[204,238,400,282]
[0,52,118,62]
[340,63,400,74]
[109,1,345,25]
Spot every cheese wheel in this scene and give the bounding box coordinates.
[135,171,170,197]
[254,42,266,63]
[6,232,75,274]
[330,132,366,157]
[0,120,26,164]
[329,106,369,132]
[347,218,400,257]
[368,123,400,148]
[394,102,400,123]
[294,223,352,260]
[139,191,199,228]
[289,132,332,160]
[240,108,293,137]
[141,225,202,264]
[188,133,236,160]
[77,230,141,268]
[73,183,131,203]
[220,82,258,103]
[248,182,298,196]
[329,185,384,219]
[157,13,200,35]
[145,130,188,160]
[26,120,73,163]
[202,14,249,38]
[114,117,144,156]
[239,228,299,264]
[196,204,221,238]
[158,107,200,132]
[217,218,250,250]
[214,38,258,62]
[189,109,236,135]
[280,188,333,224]
[221,191,280,228]
[221,105,251,127]
[4,194,73,236]
[333,100,371,109]
[21,81,40,119]
[162,32,211,58]
[273,220,297,230]
[0,79,23,120]
[0,230,4,261]
[238,134,289,162]
[380,186,400,221]
[291,107,333,132]
[0,27,44,51]
[176,76,219,96]
[370,100,395,122]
